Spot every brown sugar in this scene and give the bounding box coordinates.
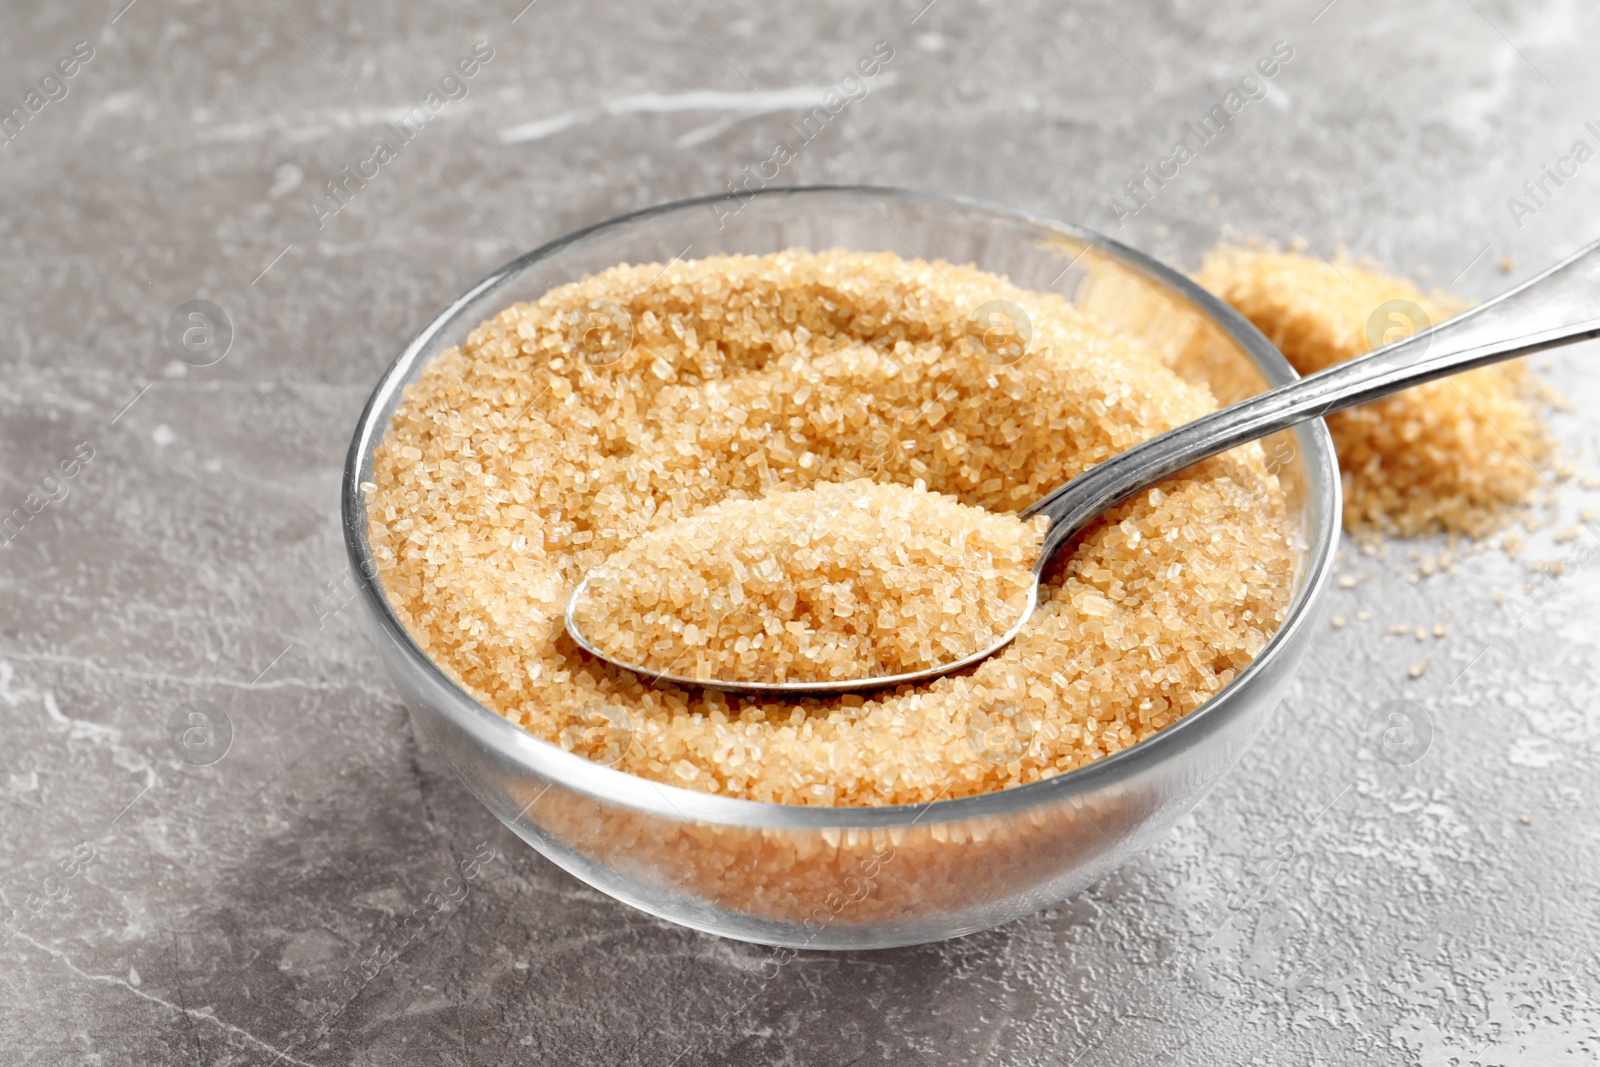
[367,250,1295,806]
[572,479,1047,684]
[1196,246,1551,537]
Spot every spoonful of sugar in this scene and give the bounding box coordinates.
[565,479,1047,691]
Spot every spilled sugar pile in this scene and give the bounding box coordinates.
[1196,246,1552,538]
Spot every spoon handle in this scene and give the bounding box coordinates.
[1026,236,1600,562]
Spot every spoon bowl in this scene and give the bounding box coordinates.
[563,567,1044,696]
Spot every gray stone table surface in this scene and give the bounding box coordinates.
[2,0,1599,1063]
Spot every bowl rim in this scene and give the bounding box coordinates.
[342,184,1341,830]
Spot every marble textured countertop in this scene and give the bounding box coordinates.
[3,1,1599,1063]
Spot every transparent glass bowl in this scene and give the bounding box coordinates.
[343,187,1340,949]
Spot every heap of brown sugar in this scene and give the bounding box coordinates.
[1196,246,1551,537]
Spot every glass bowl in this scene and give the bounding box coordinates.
[342,186,1340,950]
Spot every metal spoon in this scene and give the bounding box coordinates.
[566,236,1600,695]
